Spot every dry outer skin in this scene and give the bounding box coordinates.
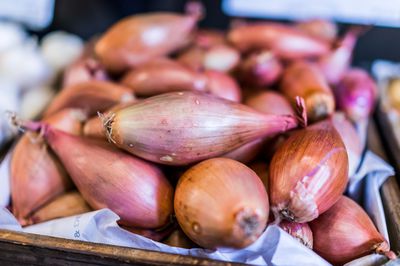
[174,158,269,249]
[269,120,348,223]
[95,12,198,72]
[107,91,298,165]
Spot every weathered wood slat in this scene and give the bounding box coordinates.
[0,230,239,266]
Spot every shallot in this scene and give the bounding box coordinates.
[14,120,174,229]
[174,158,269,249]
[310,196,396,265]
[227,22,330,59]
[95,8,201,72]
[269,120,348,223]
[335,68,377,122]
[104,91,298,165]
[281,61,335,122]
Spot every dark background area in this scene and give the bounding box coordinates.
[37,0,400,64]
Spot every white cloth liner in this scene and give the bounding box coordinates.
[0,123,395,266]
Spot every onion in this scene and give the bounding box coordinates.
[95,10,200,72]
[331,112,363,177]
[44,81,135,117]
[178,45,240,73]
[203,70,242,102]
[278,220,313,248]
[62,58,109,88]
[25,191,91,226]
[174,158,269,249]
[309,196,396,265]
[83,102,135,139]
[14,121,174,229]
[236,50,283,87]
[245,90,295,116]
[121,58,207,96]
[295,19,337,43]
[11,109,85,222]
[281,61,335,122]
[318,28,360,85]
[269,120,348,223]
[163,228,197,248]
[227,22,330,59]
[335,68,377,122]
[104,91,298,165]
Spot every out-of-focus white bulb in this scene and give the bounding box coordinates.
[41,31,84,72]
[0,22,27,54]
[20,85,55,119]
[0,39,51,89]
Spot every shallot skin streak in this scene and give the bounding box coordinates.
[108,91,297,165]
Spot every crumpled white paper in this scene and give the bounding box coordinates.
[0,124,395,265]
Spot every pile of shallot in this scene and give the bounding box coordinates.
[5,4,397,265]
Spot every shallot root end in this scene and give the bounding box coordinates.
[99,111,116,144]
[235,208,262,238]
[6,111,43,134]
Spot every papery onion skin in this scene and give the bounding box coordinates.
[295,19,337,43]
[335,68,378,123]
[25,191,91,226]
[310,196,396,265]
[95,12,199,72]
[11,108,84,221]
[227,22,330,59]
[174,158,269,249]
[278,220,313,249]
[269,120,348,223]
[281,61,335,122]
[236,51,283,87]
[121,58,207,96]
[44,81,135,117]
[204,70,242,102]
[331,112,362,177]
[105,91,298,165]
[30,125,173,229]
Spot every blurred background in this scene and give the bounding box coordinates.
[20,0,400,64]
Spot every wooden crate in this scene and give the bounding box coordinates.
[0,117,398,265]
